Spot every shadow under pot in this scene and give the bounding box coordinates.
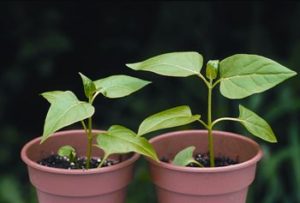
[21,130,140,203]
[147,130,263,203]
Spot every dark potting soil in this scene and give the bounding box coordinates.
[162,152,239,167]
[37,154,120,169]
[191,153,238,167]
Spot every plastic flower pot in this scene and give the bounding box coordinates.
[147,130,263,203]
[21,130,140,203]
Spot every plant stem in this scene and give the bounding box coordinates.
[86,116,93,169]
[207,78,215,167]
[85,95,95,169]
[198,73,215,167]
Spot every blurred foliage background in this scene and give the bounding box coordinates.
[0,2,299,203]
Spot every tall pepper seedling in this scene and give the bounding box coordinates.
[126,52,297,167]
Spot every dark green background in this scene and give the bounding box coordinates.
[0,2,299,203]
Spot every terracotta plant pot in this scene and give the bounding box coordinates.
[21,130,140,203]
[147,130,263,203]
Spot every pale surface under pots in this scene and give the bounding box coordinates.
[147,130,263,203]
[21,130,140,203]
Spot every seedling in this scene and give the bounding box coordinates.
[126,52,297,167]
[41,73,159,169]
[58,145,76,163]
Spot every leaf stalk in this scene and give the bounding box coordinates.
[211,117,242,128]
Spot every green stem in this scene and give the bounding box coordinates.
[198,119,209,129]
[211,117,242,128]
[85,116,93,169]
[90,91,101,104]
[207,78,215,167]
[197,73,210,88]
[98,154,109,168]
[192,160,204,167]
[81,120,88,135]
[212,78,221,88]
[85,95,94,169]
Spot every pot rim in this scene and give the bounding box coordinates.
[21,129,140,175]
[147,129,263,173]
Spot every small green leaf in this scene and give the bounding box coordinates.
[41,91,95,143]
[96,125,159,161]
[126,52,203,77]
[58,145,76,162]
[219,54,297,99]
[238,105,277,142]
[138,105,200,136]
[206,60,219,80]
[79,72,96,98]
[173,146,203,167]
[94,75,151,98]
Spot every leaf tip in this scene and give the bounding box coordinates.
[40,136,47,144]
[268,134,278,143]
[125,62,139,70]
[272,139,278,143]
[40,92,46,98]
[145,80,152,85]
[291,70,297,77]
[78,72,87,80]
[154,156,160,162]
[136,130,144,137]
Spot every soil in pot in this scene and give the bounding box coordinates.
[38,154,121,169]
[161,152,239,167]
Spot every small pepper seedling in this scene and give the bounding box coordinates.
[57,145,77,163]
[126,52,297,167]
[41,73,159,169]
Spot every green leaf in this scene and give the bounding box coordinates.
[126,52,203,77]
[238,105,277,143]
[96,125,159,161]
[173,146,203,167]
[57,145,76,162]
[219,54,297,99]
[206,60,219,80]
[79,72,96,98]
[94,75,151,98]
[41,91,95,143]
[138,105,200,136]
[41,90,66,103]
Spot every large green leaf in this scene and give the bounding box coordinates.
[138,105,200,136]
[126,52,203,77]
[173,146,202,167]
[238,105,277,143]
[96,125,159,161]
[219,54,297,99]
[94,75,151,98]
[41,91,95,143]
[79,72,96,98]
